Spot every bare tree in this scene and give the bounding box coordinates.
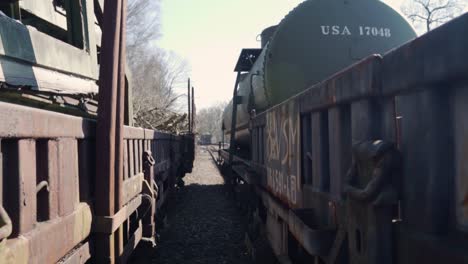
[196,102,228,143]
[401,0,466,32]
[126,0,161,58]
[130,47,189,132]
[125,0,190,132]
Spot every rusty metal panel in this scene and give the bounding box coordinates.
[57,139,79,217]
[122,174,143,205]
[1,203,92,264]
[396,89,452,234]
[47,140,60,220]
[2,139,37,237]
[0,102,95,139]
[382,14,468,97]
[351,100,381,143]
[17,139,37,235]
[328,106,351,201]
[300,114,312,186]
[265,100,301,207]
[95,0,124,221]
[123,127,144,139]
[298,56,382,114]
[453,84,468,231]
[93,195,142,234]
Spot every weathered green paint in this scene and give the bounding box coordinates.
[0,0,98,86]
[20,0,68,30]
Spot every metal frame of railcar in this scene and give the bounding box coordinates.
[219,13,468,264]
[0,1,195,263]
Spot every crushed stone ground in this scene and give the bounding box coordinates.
[131,147,253,264]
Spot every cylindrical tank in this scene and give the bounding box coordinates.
[261,25,278,48]
[223,0,416,147]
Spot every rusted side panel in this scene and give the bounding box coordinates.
[57,139,80,217]
[17,140,37,235]
[264,100,301,208]
[382,14,468,97]
[47,140,60,220]
[453,84,468,231]
[328,106,351,201]
[2,203,92,264]
[122,174,143,205]
[0,102,95,139]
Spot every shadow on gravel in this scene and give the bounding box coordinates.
[129,183,253,264]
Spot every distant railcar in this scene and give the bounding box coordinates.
[199,133,213,145]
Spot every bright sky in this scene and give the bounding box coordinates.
[158,0,404,109]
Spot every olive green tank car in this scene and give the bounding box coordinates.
[223,0,416,147]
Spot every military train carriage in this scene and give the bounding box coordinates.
[219,0,468,263]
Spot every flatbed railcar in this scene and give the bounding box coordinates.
[0,0,194,263]
[218,1,468,263]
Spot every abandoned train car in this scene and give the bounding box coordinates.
[219,0,468,263]
[0,1,194,263]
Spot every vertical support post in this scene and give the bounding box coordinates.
[8,2,21,20]
[187,78,191,133]
[116,0,127,215]
[191,86,195,132]
[94,0,126,262]
[115,0,128,257]
[0,140,2,207]
[228,72,242,170]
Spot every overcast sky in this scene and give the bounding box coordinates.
[158,0,405,109]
